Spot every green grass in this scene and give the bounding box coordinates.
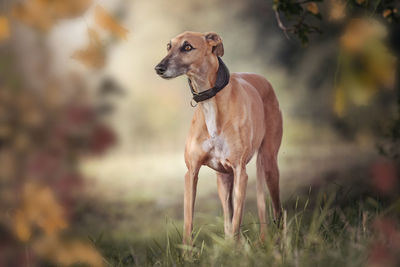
[78,147,394,267]
[87,190,395,267]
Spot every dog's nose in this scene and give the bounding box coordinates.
[155,64,167,75]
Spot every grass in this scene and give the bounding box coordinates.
[78,145,393,266]
[86,189,395,267]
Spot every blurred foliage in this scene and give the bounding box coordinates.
[94,5,129,40]
[0,0,129,265]
[0,57,112,267]
[273,0,323,44]
[335,18,396,116]
[273,0,399,45]
[72,28,106,69]
[12,0,92,32]
[270,0,400,159]
[72,5,128,69]
[0,16,10,40]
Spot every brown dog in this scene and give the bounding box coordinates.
[155,31,282,244]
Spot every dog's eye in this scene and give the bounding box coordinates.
[183,44,193,52]
[167,43,171,51]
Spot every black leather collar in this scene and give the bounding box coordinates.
[188,57,230,103]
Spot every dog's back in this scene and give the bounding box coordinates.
[233,72,280,107]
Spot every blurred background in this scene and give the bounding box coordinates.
[0,0,399,266]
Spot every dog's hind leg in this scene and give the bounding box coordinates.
[265,153,282,222]
[259,104,283,223]
[256,152,267,240]
[258,137,282,224]
[257,144,282,227]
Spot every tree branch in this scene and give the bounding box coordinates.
[274,10,291,40]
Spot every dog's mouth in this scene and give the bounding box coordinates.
[158,73,176,79]
[157,69,186,80]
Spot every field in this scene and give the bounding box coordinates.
[76,139,396,266]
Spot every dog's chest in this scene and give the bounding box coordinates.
[201,102,230,170]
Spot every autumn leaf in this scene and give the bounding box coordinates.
[12,0,53,31]
[383,9,392,18]
[51,0,92,19]
[333,86,345,117]
[340,19,387,52]
[94,5,128,40]
[329,0,346,21]
[0,16,10,41]
[14,182,67,242]
[15,210,31,242]
[34,235,104,267]
[340,20,366,52]
[307,3,319,15]
[72,28,105,69]
[335,18,397,116]
[370,160,398,194]
[0,150,16,180]
[12,0,92,32]
[27,183,67,235]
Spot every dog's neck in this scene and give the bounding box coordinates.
[187,56,219,93]
[187,57,220,137]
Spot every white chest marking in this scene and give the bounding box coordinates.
[202,101,217,137]
[201,102,230,166]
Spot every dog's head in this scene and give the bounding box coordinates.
[155,31,224,79]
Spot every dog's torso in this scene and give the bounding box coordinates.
[184,72,279,173]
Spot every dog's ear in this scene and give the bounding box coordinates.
[205,32,224,57]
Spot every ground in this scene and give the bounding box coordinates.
[73,134,385,266]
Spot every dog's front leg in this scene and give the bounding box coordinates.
[217,172,233,238]
[231,165,248,240]
[183,166,200,245]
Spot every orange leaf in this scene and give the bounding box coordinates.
[340,19,387,52]
[333,86,346,117]
[88,27,102,46]
[12,0,53,31]
[383,9,392,18]
[329,0,346,21]
[15,210,31,242]
[34,236,104,267]
[0,16,10,41]
[14,182,68,241]
[72,28,105,69]
[52,0,92,19]
[12,0,92,31]
[307,3,319,15]
[94,5,128,40]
